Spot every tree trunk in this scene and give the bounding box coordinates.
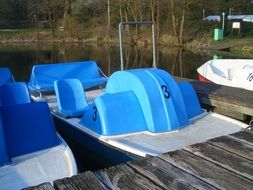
[48,0,55,37]
[119,0,123,22]
[107,0,111,41]
[156,0,160,41]
[179,2,187,46]
[169,0,177,37]
[64,0,72,32]
[123,0,134,43]
[128,2,138,38]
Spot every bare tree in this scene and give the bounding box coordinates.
[107,0,111,41]
[168,0,189,46]
[64,0,72,32]
[150,0,160,41]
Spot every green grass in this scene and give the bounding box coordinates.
[0,28,52,37]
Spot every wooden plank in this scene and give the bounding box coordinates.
[230,130,253,144]
[53,171,108,190]
[22,183,54,190]
[212,107,246,121]
[184,143,253,180]
[128,156,217,190]
[208,135,253,161]
[161,150,253,190]
[191,81,253,116]
[175,77,253,116]
[95,164,162,190]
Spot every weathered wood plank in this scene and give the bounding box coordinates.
[95,164,162,190]
[212,107,246,121]
[22,183,54,190]
[191,81,253,116]
[161,150,253,190]
[208,135,253,161]
[128,156,217,190]
[53,171,108,190]
[175,77,253,116]
[230,130,253,144]
[184,143,253,180]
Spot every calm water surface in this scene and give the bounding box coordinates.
[0,42,219,81]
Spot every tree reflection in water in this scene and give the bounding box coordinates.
[0,43,212,81]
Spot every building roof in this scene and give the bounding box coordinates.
[204,15,253,23]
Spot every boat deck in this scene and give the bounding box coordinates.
[39,87,248,158]
[25,129,253,190]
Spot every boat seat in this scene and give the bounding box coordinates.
[0,113,10,166]
[0,68,14,85]
[80,91,147,136]
[1,102,60,158]
[228,67,253,81]
[54,79,88,117]
[0,82,31,106]
[105,69,202,132]
[28,61,107,92]
[178,82,202,118]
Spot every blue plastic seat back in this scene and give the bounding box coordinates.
[0,112,10,166]
[0,82,31,106]
[178,82,203,118]
[1,102,60,158]
[28,61,107,92]
[105,68,203,132]
[80,91,147,136]
[54,79,88,117]
[106,69,189,132]
[151,69,202,118]
[0,68,14,85]
[106,70,166,132]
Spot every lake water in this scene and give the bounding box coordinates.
[0,42,221,81]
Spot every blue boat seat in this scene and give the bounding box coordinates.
[178,82,202,118]
[54,79,88,117]
[80,91,147,136]
[105,69,202,132]
[0,68,14,85]
[0,82,31,106]
[0,113,10,166]
[1,102,60,158]
[150,69,202,119]
[28,61,107,92]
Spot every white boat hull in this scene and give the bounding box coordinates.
[197,59,253,91]
[0,136,77,190]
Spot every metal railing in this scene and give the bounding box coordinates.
[118,21,157,70]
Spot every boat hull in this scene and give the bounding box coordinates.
[197,59,253,91]
[53,114,139,169]
[0,139,77,190]
[198,74,212,83]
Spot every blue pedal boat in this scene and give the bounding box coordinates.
[0,75,77,189]
[28,63,248,164]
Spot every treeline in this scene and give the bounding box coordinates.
[0,0,252,45]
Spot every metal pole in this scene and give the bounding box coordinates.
[222,12,225,31]
[118,21,157,70]
[151,23,157,68]
[119,23,124,70]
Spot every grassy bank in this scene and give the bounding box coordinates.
[0,28,210,48]
[0,29,252,57]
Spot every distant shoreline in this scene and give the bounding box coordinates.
[0,29,252,57]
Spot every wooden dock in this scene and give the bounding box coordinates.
[25,129,253,190]
[24,79,253,190]
[176,78,253,121]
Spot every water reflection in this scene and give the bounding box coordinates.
[0,43,214,81]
